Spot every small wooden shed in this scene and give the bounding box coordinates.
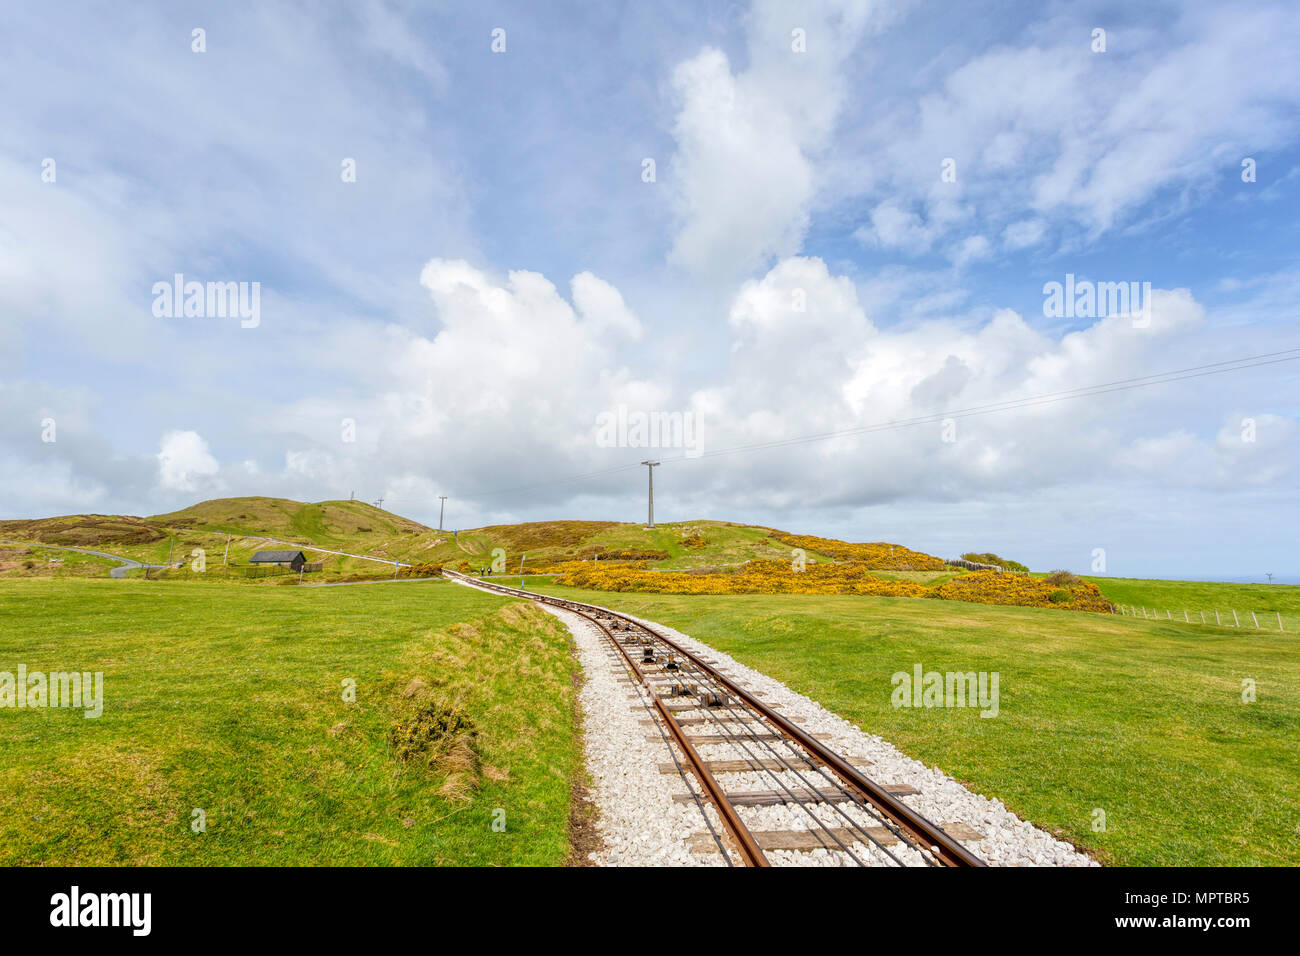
[250,549,307,571]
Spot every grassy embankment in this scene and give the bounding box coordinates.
[0,577,580,865]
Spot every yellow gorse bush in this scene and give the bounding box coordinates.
[553,561,1112,613]
[927,570,1112,612]
[554,560,928,597]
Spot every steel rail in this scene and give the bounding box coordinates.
[632,642,898,864]
[638,638,928,862]
[444,570,985,867]
[583,602,769,867]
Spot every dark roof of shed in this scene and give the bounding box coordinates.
[250,549,306,562]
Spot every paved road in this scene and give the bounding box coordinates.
[0,540,170,578]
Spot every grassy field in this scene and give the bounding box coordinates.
[0,578,580,865]
[1090,576,1300,630]
[0,543,119,578]
[534,580,1300,866]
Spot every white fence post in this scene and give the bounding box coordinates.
[1232,610,1240,627]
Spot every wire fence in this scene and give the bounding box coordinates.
[1117,604,1294,632]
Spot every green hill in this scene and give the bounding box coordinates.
[151,496,429,546]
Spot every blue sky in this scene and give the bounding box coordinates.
[2,0,1298,579]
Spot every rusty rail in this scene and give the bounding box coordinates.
[578,599,769,866]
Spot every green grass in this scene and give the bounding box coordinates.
[0,543,119,578]
[0,578,580,865]
[433,519,836,569]
[534,582,1300,866]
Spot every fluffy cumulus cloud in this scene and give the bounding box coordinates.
[672,256,1297,511]
[213,259,664,518]
[156,430,221,493]
[667,0,897,279]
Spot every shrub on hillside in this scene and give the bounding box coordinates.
[574,547,670,562]
[929,570,1110,612]
[961,552,1030,573]
[1044,570,1082,586]
[388,699,480,800]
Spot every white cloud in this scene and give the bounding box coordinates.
[668,257,1263,510]
[667,47,813,278]
[667,1,900,280]
[571,271,642,341]
[948,235,992,268]
[856,201,936,253]
[156,430,220,493]
[1002,218,1046,250]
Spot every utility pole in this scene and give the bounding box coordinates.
[224,534,231,566]
[438,496,447,532]
[1267,572,1274,584]
[374,497,384,509]
[641,460,660,528]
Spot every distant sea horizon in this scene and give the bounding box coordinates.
[1091,573,1300,586]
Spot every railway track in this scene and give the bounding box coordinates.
[445,570,986,868]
